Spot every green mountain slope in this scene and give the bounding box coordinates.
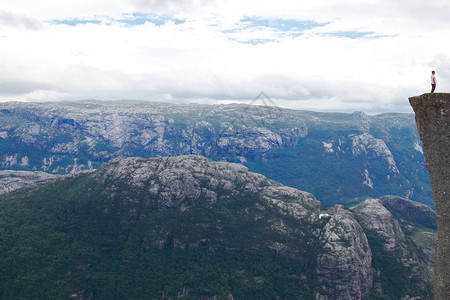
[0,156,435,299]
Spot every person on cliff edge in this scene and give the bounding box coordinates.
[431,71,436,93]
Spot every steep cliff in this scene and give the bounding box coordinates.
[353,197,435,298]
[409,93,450,299]
[315,205,373,299]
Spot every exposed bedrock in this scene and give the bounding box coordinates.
[409,93,450,299]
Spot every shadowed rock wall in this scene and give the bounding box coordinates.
[409,93,450,299]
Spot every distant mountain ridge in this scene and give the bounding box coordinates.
[0,156,435,299]
[0,170,60,194]
[0,100,431,206]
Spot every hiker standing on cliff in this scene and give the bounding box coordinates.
[431,71,436,93]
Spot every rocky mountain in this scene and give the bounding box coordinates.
[352,196,435,299]
[0,100,432,207]
[0,156,435,299]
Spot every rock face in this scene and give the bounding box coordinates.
[409,93,450,299]
[381,195,436,271]
[354,198,406,251]
[97,155,320,218]
[353,196,435,297]
[351,132,399,174]
[316,205,373,299]
[0,100,307,171]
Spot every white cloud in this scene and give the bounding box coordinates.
[0,10,43,30]
[0,0,449,113]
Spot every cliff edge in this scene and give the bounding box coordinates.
[409,93,450,299]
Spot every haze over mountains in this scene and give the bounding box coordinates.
[0,100,432,207]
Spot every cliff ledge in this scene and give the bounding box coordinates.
[409,93,450,299]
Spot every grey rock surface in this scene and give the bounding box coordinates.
[409,93,450,299]
[97,155,320,217]
[353,197,434,292]
[381,195,436,217]
[354,198,407,251]
[0,100,307,167]
[316,205,373,299]
[0,170,60,194]
[380,195,436,270]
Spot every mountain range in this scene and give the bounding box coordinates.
[0,100,432,207]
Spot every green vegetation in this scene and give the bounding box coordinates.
[94,143,120,153]
[50,133,74,144]
[409,229,437,249]
[364,230,432,299]
[245,126,433,208]
[0,173,319,299]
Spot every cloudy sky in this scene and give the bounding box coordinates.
[1,0,449,113]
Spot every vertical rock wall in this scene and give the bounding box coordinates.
[409,93,450,299]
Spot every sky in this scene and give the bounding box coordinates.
[1,0,449,114]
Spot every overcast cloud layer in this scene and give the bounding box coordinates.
[1,0,449,113]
